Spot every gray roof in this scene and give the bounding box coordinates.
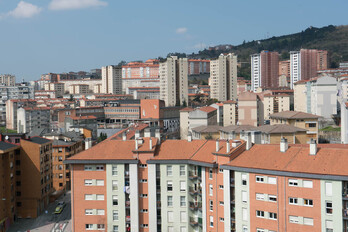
[29,137,51,145]
[220,125,257,133]
[269,111,321,119]
[257,124,307,134]
[0,141,18,151]
[28,128,49,137]
[192,125,223,133]
[53,140,75,146]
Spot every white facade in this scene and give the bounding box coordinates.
[210,53,237,101]
[0,74,16,86]
[251,54,261,92]
[290,51,301,89]
[102,66,122,94]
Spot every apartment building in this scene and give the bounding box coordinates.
[251,51,279,92]
[263,94,290,120]
[0,142,20,230]
[238,91,264,126]
[290,49,328,88]
[188,59,210,75]
[221,140,348,232]
[6,99,37,130]
[269,111,321,142]
[102,66,122,94]
[210,53,238,101]
[159,56,188,107]
[0,74,16,86]
[44,82,65,97]
[18,137,53,218]
[179,106,217,140]
[294,75,337,120]
[122,59,159,79]
[69,84,90,94]
[17,107,50,134]
[279,60,290,78]
[223,100,238,127]
[43,132,84,192]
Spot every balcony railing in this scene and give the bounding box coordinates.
[190,217,199,226]
[189,201,202,211]
[189,171,199,179]
[189,186,202,195]
[343,209,348,219]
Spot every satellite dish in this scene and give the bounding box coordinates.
[5,136,9,140]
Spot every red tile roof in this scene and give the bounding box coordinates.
[198,106,217,113]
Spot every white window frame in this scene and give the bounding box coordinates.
[256,210,265,218]
[288,179,298,186]
[289,197,298,205]
[256,176,265,183]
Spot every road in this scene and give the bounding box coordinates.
[9,191,72,232]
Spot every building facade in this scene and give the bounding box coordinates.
[210,53,238,101]
[102,66,122,94]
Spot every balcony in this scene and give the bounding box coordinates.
[125,201,130,208]
[230,178,235,187]
[343,191,348,200]
[344,209,348,220]
[156,201,161,208]
[188,171,199,180]
[189,201,202,211]
[190,217,199,226]
[189,186,202,195]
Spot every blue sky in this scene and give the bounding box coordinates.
[0,0,347,81]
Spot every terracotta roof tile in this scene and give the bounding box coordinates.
[198,106,216,113]
[269,111,321,119]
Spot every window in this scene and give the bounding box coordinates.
[268,195,277,202]
[256,176,264,183]
[180,181,186,192]
[268,177,277,184]
[304,199,313,207]
[168,226,174,232]
[269,212,277,220]
[326,220,333,231]
[303,180,313,188]
[326,201,333,214]
[85,194,93,200]
[86,224,93,230]
[219,168,223,173]
[167,165,172,176]
[303,217,314,226]
[219,201,224,205]
[140,179,147,183]
[112,195,118,206]
[308,123,316,128]
[288,179,298,186]
[180,227,187,232]
[209,200,213,211]
[140,209,148,213]
[140,194,148,198]
[97,224,105,230]
[139,164,147,168]
[113,226,118,232]
[96,194,104,201]
[167,181,173,191]
[256,193,265,201]
[141,224,148,228]
[242,208,247,221]
[97,209,105,215]
[167,196,173,207]
[325,182,332,196]
[256,210,265,218]
[209,184,213,196]
[209,168,213,179]
[289,197,298,205]
[257,229,265,232]
[96,180,104,186]
[84,165,93,171]
[242,191,247,203]
[180,196,186,207]
[210,216,214,227]
[112,181,118,191]
[112,166,117,176]
[113,210,118,221]
[85,209,93,215]
[180,166,185,176]
[242,174,247,185]
[168,211,174,223]
[289,216,299,224]
[219,185,223,189]
[242,226,248,232]
[84,179,93,186]
[180,211,187,222]
[96,165,104,171]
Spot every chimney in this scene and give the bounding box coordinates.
[122,132,126,141]
[155,129,161,144]
[232,140,240,148]
[216,139,220,152]
[280,137,288,153]
[149,138,153,150]
[144,128,151,138]
[135,139,139,150]
[187,132,192,142]
[226,140,230,153]
[309,138,317,155]
[135,130,140,139]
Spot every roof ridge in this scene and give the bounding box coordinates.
[283,146,304,170]
[189,140,209,160]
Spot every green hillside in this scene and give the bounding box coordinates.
[184,25,348,79]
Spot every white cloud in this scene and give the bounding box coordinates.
[3,1,42,19]
[176,27,188,34]
[49,0,108,10]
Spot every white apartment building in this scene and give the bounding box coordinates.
[159,56,188,107]
[0,74,16,86]
[209,53,237,101]
[102,66,122,94]
[251,54,261,92]
[290,51,301,89]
